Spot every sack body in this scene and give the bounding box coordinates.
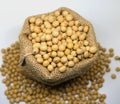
[19,7,98,86]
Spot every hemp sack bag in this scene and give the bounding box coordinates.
[19,7,98,86]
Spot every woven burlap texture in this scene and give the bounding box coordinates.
[19,7,98,86]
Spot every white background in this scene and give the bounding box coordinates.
[0,0,120,104]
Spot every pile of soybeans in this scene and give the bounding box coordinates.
[28,10,97,72]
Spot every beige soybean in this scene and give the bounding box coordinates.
[43,54,49,60]
[89,46,97,54]
[61,56,68,63]
[31,33,37,39]
[61,26,67,32]
[111,74,116,79]
[52,21,59,27]
[52,45,58,51]
[66,14,73,21]
[67,55,73,61]
[79,33,86,41]
[65,49,71,55]
[62,10,68,16]
[40,44,47,51]
[45,35,52,41]
[68,61,74,67]
[54,11,60,16]
[57,51,64,57]
[34,26,41,33]
[51,51,57,57]
[115,67,120,72]
[52,30,59,37]
[59,66,67,72]
[52,38,59,44]
[37,57,43,64]
[29,17,36,23]
[84,26,89,33]
[35,18,43,26]
[57,62,63,67]
[77,49,83,55]
[57,15,64,23]
[67,42,73,49]
[114,56,120,60]
[59,44,66,51]
[84,51,89,58]
[66,28,73,36]
[73,57,79,63]
[48,65,54,72]
[43,60,49,67]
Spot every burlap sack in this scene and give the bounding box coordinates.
[19,7,98,86]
